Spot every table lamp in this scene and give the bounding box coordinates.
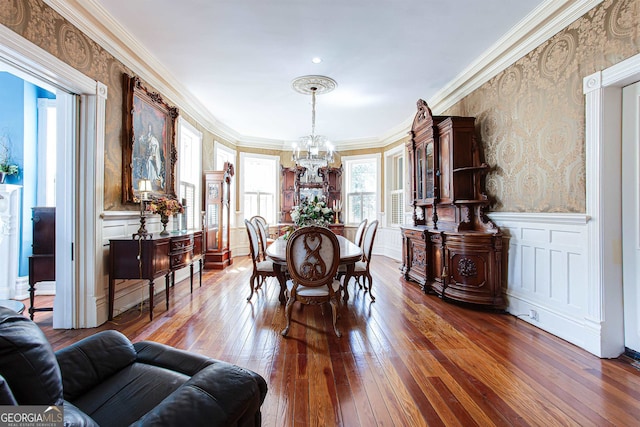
[133,179,153,239]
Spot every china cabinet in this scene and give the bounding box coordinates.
[203,162,234,269]
[280,164,343,224]
[401,100,504,309]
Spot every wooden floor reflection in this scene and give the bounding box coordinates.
[34,255,640,426]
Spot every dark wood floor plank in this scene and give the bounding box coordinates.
[27,255,640,427]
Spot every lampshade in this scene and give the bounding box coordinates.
[138,179,153,192]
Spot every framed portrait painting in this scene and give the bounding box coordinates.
[122,74,179,203]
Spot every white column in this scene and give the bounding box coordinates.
[0,184,22,299]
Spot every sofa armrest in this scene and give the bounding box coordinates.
[131,362,267,427]
[0,374,17,405]
[133,340,214,376]
[63,400,99,427]
[55,330,137,400]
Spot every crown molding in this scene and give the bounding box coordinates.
[429,0,603,114]
[42,0,242,144]
[42,0,600,149]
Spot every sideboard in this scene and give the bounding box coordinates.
[401,100,505,310]
[108,230,204,321]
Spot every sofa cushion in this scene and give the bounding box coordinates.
[0,307,63,405]
[56,330,137,400]
[71,362,189,427]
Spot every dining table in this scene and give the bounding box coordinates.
[265,234,363,304]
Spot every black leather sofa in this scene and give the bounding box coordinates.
[0,307,267,426]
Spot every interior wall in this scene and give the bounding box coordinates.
[444,0,640,213]
[5,0,640,216]
[0,0,230,212]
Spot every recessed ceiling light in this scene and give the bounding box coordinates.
[311,57,322,64]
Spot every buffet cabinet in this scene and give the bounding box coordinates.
[401,100,505,309]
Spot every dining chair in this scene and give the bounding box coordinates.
[336,218,367,285]
[354,218,368,247]
[348,219,379,301]
[245,219,277,301]
[250,215,274,260]
[282,226,342,337]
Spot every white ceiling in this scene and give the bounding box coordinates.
[74,0,548,147]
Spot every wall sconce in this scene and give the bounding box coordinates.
[133,179,152,239]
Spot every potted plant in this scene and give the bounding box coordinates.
[0,135,19,184]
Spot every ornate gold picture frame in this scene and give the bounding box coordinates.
[122,74,179,203]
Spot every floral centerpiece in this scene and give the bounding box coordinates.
[146,197,184,235]
[290,196,334,228]
[0,136,19,184]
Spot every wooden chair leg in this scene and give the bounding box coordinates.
[330,298,341,337]
[366,273,375,301]
[247,274,257,301]
[281,294,294,336]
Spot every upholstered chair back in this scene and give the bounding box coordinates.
[362,220,379,262]
[286,226,340,289]
[354,219,368,248]
[245,219,261,263]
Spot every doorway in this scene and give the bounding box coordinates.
[1,25,106,328]
[0,63,75,328]
[622,81,640,356]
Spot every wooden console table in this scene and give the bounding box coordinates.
[108,230,203,321]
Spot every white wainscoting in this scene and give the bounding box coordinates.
[488,212,594,353]
[101,212,199,321]
[373,226,403,261]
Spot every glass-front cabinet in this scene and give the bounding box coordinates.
[203,162,234,269]
[401,99,505,310]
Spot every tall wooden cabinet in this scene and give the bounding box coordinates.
[401,100,504,309]
[280,164,343,224]
[28,207,55,319]
[203,162,234,270]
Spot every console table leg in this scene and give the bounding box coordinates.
[28,281,36,321]
[199,260,203,287]
[149,279,154,321]
[190,263,194,293]
[165,274,170,311]
[108,277,115,321]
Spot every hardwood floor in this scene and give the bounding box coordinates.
[30,255,640,426]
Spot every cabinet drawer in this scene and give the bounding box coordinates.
[170,235,194,253]
[170,252,193,270]
[169,235,194,269]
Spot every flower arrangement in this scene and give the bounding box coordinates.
[0,135,19,181]
[146,197,184,217]
[290,196,334,228]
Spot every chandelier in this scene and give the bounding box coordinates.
[291,75,337,181]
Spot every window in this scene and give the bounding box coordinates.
[344,154,380,225]
[385,145,405,227]
[36,98,57,206]
[241,153,278,224]
[177,119,202,230]
[214,141,236,226]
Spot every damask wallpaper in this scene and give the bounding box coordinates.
[445,0,640,212]
[1,0,639,213]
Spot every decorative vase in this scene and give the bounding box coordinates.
[0,172,5,184]
[160,214,170,236]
